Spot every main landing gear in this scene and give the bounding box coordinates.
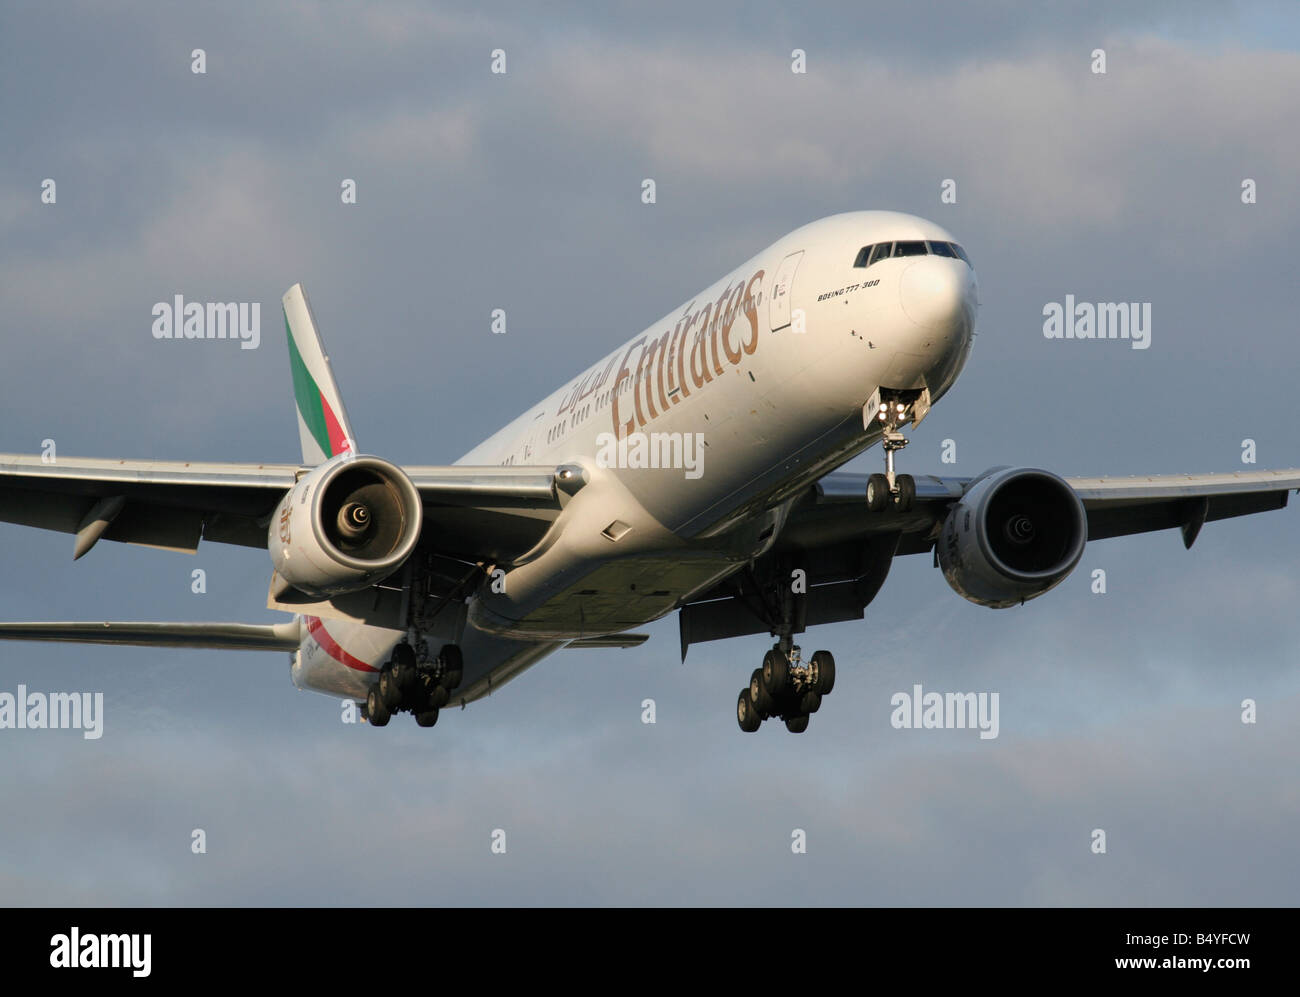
[865,394,917,513]
[362,642,463,729]
[736,644,836,734]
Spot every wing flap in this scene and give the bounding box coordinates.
[567,634,650,649]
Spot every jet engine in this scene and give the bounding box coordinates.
[937,467,1086,608]
[269,455,423,599]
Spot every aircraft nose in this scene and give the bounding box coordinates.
[898,257,973,330]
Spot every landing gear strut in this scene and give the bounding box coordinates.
[733,551,841,734]
[865,393,917,513]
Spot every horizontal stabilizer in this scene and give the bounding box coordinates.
[0,620,302,651]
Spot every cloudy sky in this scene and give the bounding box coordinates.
[1,0,1298,905]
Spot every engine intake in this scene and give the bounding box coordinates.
[937,467,1086,608]
[270,455,423,599]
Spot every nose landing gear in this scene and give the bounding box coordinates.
[865,391,921,513]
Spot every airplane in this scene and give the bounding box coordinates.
[1,210,1296,734]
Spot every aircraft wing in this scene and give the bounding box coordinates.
[782,467,1300,553]
[0,454,565,560]
[677,466,1300,657]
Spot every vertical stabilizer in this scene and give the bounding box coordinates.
[283,283,357,465]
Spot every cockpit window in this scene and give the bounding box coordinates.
[856,238,970,269]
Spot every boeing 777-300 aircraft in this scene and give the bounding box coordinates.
[0,211,1295,733]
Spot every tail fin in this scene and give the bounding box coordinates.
[283,283,357,465]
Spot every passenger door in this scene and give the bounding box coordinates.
[769,250,804,332]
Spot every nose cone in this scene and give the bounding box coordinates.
[899,257,974,330]
[895,256,977,396]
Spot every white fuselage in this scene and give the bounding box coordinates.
[291,211,978,705]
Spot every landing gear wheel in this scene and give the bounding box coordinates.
[366,686,391,727]
[415,709,439,728]
[427,684,450,710]
[390,644,417,692]
[378,668,402,711]
[785,714,809,734]
[866,473,890,512]
[737,689,761,733]
[800,690,822,714]
[811,650,836,695]
[761,648,790,694]
[749,669,773,718]
[440,644,464,690]
[894,473,916,512]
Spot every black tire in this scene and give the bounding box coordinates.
[440,645,464,690]
[866,473,890,512]
[811,650,836,696]
[800,690,822,714]
[378,667,402,710]
[749,669,773,718]
[895,473,916,512]
[737,689,761,733]
[366,686,391,727]
[762,648,790,694]
[785,714,809,734]
[410,673,449,712]
[415,708,439,727]
[391,643,417,669]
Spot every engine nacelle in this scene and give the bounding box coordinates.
[937,467,1087,608]
[269,455,423,599]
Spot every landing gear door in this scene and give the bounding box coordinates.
[769,251,804,332]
